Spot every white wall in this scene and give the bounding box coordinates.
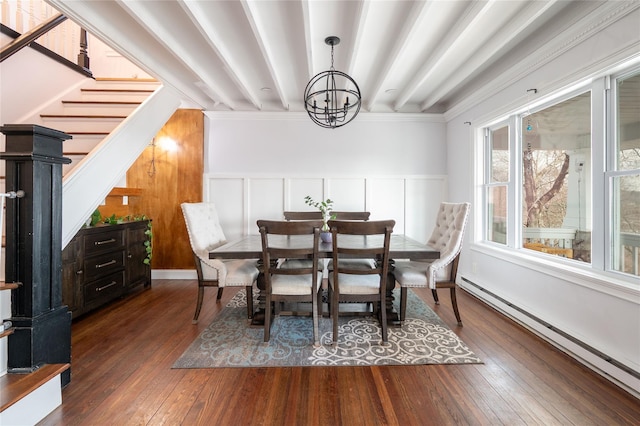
[204,112,448,241]
[447,7,640,394]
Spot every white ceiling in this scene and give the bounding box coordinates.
[46,0,628,116]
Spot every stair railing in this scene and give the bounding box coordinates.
[0,13,67,62]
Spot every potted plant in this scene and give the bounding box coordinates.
[304,195,335,242]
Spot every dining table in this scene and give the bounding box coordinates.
[209,234,439,326]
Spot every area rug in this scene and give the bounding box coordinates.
[172,289,481,368]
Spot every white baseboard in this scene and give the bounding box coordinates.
[151,269,196,280]
[0,374,62,426]
[459,277,640,399]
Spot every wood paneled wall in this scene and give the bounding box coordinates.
[127,109,203,269]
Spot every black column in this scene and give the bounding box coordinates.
[0,124,72,386]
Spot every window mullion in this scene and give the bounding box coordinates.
[592,77,607,271]
[509,115,520,248]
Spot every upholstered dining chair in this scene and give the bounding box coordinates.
[392,202,470,326]
[257,219,324,346]
[328,219,395,345]
[181,202,259,324]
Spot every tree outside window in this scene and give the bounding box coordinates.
[521,92,591,262]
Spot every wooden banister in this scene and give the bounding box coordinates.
[0,13,67,62]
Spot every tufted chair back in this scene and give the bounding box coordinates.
[181,202,230,282]
[182,202,227,256]
[425,202,471,287]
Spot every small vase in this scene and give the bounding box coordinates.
[320,232,332,243]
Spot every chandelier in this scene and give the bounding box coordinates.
[303,36,361,129]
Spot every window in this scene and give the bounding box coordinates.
[521,92,591,262]
[486,125,509,244]
[611,71,640,275]
[481,63,640,281]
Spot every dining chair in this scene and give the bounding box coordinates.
[327,219,395,345]
[392,202,470,326]
[282,210,373,270]
[257,219,324,346]
[181,202,259,323]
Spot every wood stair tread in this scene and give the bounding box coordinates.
[61,100,142,105]
[95,77,158,82]
[64,131,109,135]
[40,114,127,118]
[81,88,155,93]
[0,363,70,412]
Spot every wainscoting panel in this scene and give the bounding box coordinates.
[405,178,449,242]
[248,178,284,231]
[327,178,367,211]
[367,178,406,234]
[286,178,324,210]
[208,178,245,241]
[205,175,447,242]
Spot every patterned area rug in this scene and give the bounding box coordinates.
[173,289,481,368]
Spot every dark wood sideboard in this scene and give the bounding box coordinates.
[62,220,151,318]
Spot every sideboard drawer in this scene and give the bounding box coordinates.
[84,228,125,255]
[84,250,126,281]
[84,271,125,304]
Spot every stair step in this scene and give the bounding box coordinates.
[61,100,142,105]
[81,88,155,93]
[95,77,158,83]
[40,114,128,119]
[65,132,109,136]
[0,363,70,412]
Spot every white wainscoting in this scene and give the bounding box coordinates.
[204,174,448,243]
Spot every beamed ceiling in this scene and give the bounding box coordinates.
[46,0,637,117]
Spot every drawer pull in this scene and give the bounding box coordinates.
[95,259,117,269]
[96,281,117,292]
[95,238,117,246]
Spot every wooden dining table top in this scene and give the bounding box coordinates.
[209,234,439,260]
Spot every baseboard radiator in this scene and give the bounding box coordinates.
[460,277,640,391]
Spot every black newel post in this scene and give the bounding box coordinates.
[0,124,72,386]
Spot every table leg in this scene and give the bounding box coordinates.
[249,259,276,327]
[386,271,401,326]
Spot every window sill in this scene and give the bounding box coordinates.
[469,242,640,302]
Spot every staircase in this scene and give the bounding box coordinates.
[40,77,160,176]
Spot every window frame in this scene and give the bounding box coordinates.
[476,64,640,286]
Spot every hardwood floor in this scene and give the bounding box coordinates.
[39,279,640,425]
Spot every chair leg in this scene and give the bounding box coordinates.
[379,297,388,344]
[312,289,320,347]
[246,285,254,319]
[450,286,462,326]
[400,287,408,322]
[432,289,440,304]
[264,294,272,342]
[192,285,205,324]
[216,287,224,300]
[331,285,339,346]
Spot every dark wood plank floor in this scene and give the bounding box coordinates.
[39,279,640,425]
